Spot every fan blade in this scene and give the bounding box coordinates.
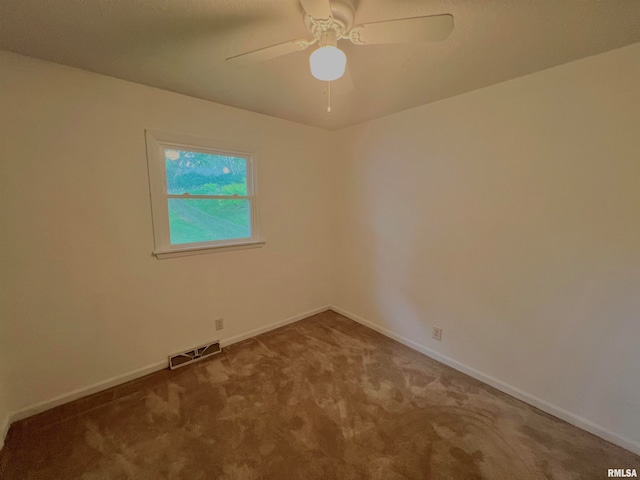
[332,63,353,94]
[352,14,454,45]
[226,39,310,67]
[299,0,332,19]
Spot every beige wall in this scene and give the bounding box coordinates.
[0,52,334,420]
[333,43,640,448]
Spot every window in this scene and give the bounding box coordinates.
[145,130,262,258]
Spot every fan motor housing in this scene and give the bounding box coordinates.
[304,0,356,37]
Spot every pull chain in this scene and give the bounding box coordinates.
[327,81,331,113]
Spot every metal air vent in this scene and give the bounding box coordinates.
[169,340,221,370]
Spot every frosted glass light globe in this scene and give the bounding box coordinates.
[309,45,347,81]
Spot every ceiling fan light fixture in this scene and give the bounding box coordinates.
[309,45,347,81]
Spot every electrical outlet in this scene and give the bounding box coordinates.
[215,318,224,331]
[432,327,442,341]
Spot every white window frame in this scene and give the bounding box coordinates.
[145,130,263,259]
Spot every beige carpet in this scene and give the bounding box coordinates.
[1,311,637,479]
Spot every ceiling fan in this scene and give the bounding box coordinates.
[226,0,454,110]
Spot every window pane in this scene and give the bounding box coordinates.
[164,149,248,196]
[168,199,251,244]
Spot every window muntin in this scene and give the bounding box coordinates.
[146,131,259,257]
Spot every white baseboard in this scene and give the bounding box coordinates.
[220,305,331,348]
[329,305,640,456]
[0,414,9,451]
[1,305,331,450]
[9,360,168,426]
[6,303,636,456]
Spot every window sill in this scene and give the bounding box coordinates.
[153,241,265,259]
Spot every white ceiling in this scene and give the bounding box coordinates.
[1,0,639,130]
